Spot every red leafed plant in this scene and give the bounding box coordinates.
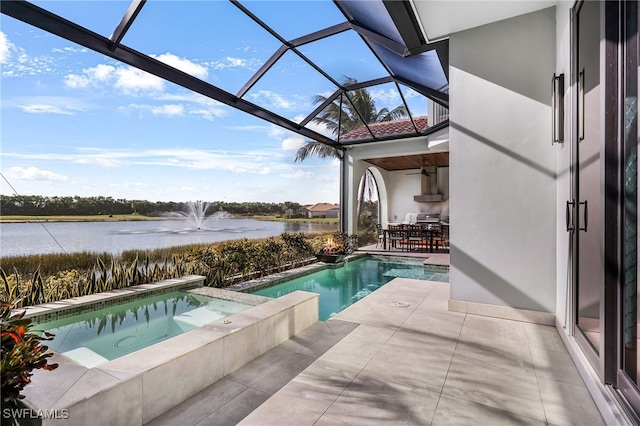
[1,301,58,409]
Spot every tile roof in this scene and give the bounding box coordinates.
[306,203,340,212]
[340,116,428,141]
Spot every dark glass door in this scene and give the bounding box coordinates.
[618,0,640,414]
[575,0,604,372]
[572,0,640,416]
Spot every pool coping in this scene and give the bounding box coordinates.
[226,252,449,294]
[20,277,320,426]
[226,252,369,293]
[22,275,208,323]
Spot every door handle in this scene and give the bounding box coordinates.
[579,68,585,141]
[566,200,575,232]
[579,200,588,232]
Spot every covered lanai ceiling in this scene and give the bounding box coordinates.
[365,152,449,171]
[1,0,451,151]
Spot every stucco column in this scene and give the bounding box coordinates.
[340,151,357,234]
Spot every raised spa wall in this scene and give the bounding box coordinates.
[19,276,319,426]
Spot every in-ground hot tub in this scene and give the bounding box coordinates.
[19,276,319,425]
[34,289,253,368]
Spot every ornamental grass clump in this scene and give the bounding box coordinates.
[0,232,322,307]
[0,254,188,308]
[1,301,58,412]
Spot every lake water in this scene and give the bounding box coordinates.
[0,219,337,257]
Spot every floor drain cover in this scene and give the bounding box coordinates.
[391,301,410,308]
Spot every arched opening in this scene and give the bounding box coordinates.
[356,167,383,245]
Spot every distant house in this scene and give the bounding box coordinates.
[303,203,340,218]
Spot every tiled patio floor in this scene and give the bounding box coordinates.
[148,255,604,425]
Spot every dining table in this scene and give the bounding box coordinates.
[382,224,441,252]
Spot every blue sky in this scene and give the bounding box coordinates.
[0,1,374,205]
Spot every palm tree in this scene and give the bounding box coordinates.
[295,78,404,241]
[294,77,408,162]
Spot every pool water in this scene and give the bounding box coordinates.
[35,290,251,367]
[251,256,448,320]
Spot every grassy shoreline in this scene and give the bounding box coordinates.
[0,214,162,223]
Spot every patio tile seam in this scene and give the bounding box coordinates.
[443,334,548,423]
[231,321,364,419]
[532,370,552,426]
[225,348,300,389]
[432,393,548,426]
[202,387,272,426]
[433,311,467,396]
[307,318,405,421]
[521,333,552,425]
[438,387,548,424]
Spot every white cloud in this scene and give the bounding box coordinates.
[281,135,305,151]
[150,104,184,116]
[64,74,90,89]
[64,55,206,93]
[64,64,116,89]
[369,87,401,103]
[15,96,87,115]
[3,166,68,182]
[152,53,208,80]
[118,103,194,119]
[51,46,87,55]
[281,169,314,179]
[114,67,165,94]
[0,32,11,64]
[88,64,115,82]
[0,32,52,77]
[189,108,224,121]
[20,104,74,115]
[62,61,228,120]
[208,56,259,71]
[74,157,125,168]
[248,90,294,109]
[268,124,289,139]
[66,65,161,95]
[57,147,280,174]
[292,114,334,140]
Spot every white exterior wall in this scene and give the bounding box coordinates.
[387,168,449,222]
[449,7,557,312]
[344,136,449,230]
[554,1,573,327]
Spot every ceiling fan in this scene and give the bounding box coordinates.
[406,161,431,177]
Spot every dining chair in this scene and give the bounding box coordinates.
[388,225,405,251]
[375,223,384,247]
[431,223,446,252]
[407,225,424,252]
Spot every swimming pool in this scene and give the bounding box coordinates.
[251,256,448,320]
[34,290,252,367]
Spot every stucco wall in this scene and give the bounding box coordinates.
[449,7,557,312]
[554,1,572,327]
[345,136,449,230]
[387,168,449,222]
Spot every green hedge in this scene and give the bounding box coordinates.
[1,232,326,308]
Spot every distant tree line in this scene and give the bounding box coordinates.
[0,195,304,217]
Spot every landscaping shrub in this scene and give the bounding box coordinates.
[0,232,325,306]
[1,301,58,414]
